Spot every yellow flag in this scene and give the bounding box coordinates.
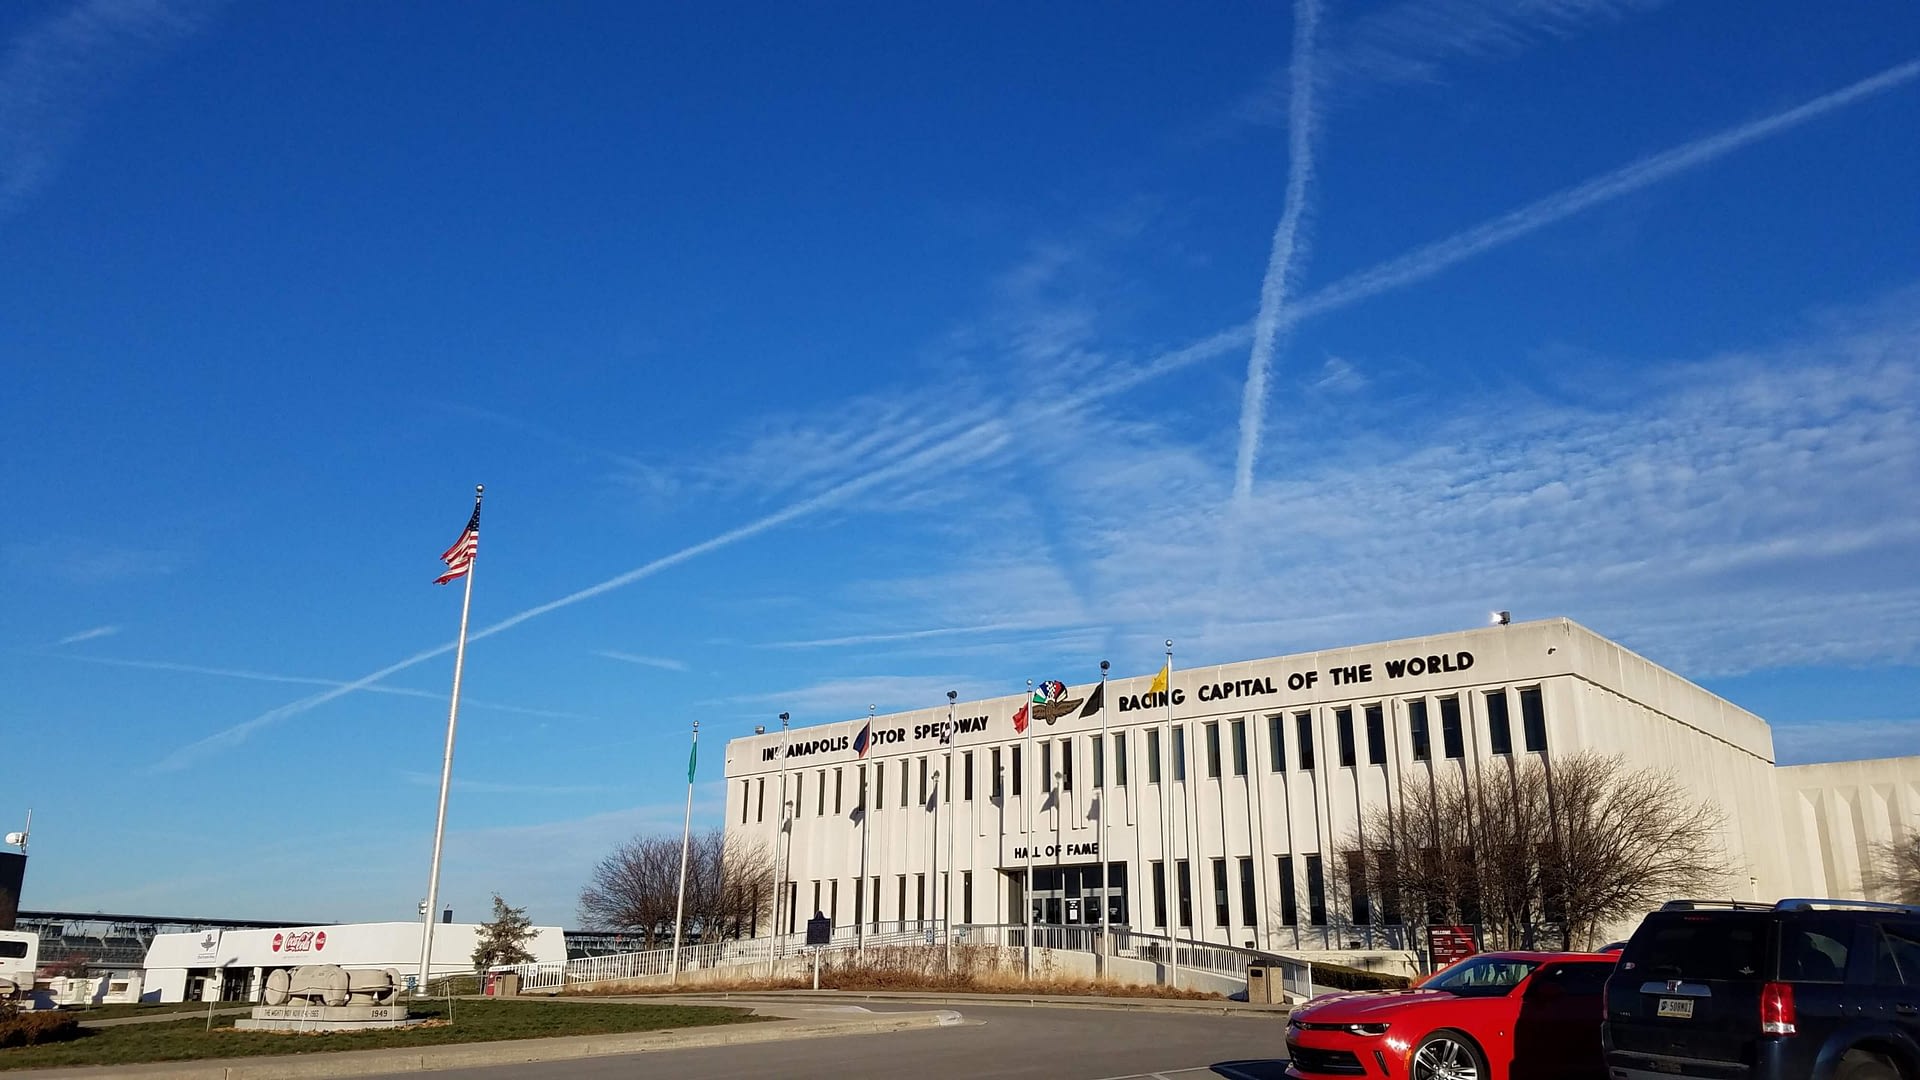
[1147,661,1168,696]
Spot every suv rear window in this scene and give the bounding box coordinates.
[1623,915,1766,981]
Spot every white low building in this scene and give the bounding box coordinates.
[141,921,566,1003]
[723,617,1920,953]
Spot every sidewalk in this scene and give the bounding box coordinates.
[0,1003,963,1080]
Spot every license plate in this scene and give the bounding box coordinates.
[1657,997,1694,1019]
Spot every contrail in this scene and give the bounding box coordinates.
[157,58,1920,767]
[52,653,589,719]
[155,412,1011,770]
[1287,58,1920,325]
[1234,0,1323,505]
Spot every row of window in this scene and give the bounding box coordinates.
[779,870,978,933]
[741,689,1551,824]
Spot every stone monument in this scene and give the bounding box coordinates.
[235,965,429,1032]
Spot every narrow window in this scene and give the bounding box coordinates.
[817,769,826,816]
[1408,699,1431,761]
[871,877,881,929]
[858,767,868,812]
[1115,731,1129,785]
[1306,855,1327,926]
[1012,744,1023,797]
[1173,726,1188,782]
[1176,860,1194,928]
[830,879,839,923]
[1336,707,1356,767]
[918,757,928,805]
[1041,740,1053,791]
[757,778,765,822]
[1296,713,1316,771]
[1365,705,1386,765]
[1519,687,1548,752]
[1212,858,1230,928]
[1147,727,1163,783]
[794,774,803,818]
[875,762,885,813]
[741,781,750,823]
[1092,735,1105,787]
[1378,850,1402,924]
[854,875,864,927]
[1060,738,1073,792]
[1230,718,1248,776]
[899,759,909,807]
[964,750,974,800]
[1278,856,1299,926]
[1239,857,1257,927]
[834,768,844,815]
[963,870,973,923]
[896,875,906,922]
[1486,690,1512,755]
[916,874,926,920]
[1152,861,1168,927]
[1204,721,1222,779]
[1440,697,1465,759]
[813,881,821,919]
[991,747,1003,799]
[1268,715,1286,771]
[1344,850,1370,925]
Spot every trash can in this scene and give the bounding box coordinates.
[1247,964,1274,1004]
[497,972,521,996]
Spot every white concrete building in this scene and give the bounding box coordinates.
[141,920,566,1003]
[722,618,1920,953]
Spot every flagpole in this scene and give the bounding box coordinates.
[1164,639,1180,992]
[1023,678,1034,979]
[1098,660,1110,956]
[417,484,482,995]
[944,690,957,970]
[859,704,873,959]
[772,711,790,972]
[670,720,698,985]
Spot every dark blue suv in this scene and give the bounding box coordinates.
[1603,899,1920,1080]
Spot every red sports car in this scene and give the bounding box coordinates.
[1285,950,1618,1080]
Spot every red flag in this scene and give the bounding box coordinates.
[435,505,480,585]
[1012,703,1029,734]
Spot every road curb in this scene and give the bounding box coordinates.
[1,1008,964,1080]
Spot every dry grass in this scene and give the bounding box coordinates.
[563,944,1224,1000]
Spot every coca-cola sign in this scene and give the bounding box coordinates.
[271,930,326,953]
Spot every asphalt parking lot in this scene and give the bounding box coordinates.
[405,1001,1293,1080]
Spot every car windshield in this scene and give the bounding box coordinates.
[1424,956,1541,997]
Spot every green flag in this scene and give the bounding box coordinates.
[687,737,698,783]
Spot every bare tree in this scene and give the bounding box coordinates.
[1357,752,1729,951]
[577,829,775,946]
[1872,826,1920,904]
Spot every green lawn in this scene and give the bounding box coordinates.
[43,1000,250,1021]
[0,999,759,1071]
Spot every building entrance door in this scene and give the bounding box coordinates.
[1007,863,1128,926]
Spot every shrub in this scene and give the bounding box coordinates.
[1311,962,1411,992]
[0,1003,84,1048]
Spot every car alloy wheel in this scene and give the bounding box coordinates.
[1410,1030,1486,1080]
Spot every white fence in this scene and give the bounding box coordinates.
[510,921,1317,999]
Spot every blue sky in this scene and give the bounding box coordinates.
[3,0,1917,927]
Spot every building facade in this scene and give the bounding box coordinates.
[723,618,1920,953]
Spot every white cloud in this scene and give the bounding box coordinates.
[0,0,222,220]
[5,538,182,584]
[594,650,689,672]
[52,624,119,646]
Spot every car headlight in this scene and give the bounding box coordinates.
[1346,1023,1390,1037]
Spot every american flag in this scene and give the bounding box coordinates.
[435,505,480,585]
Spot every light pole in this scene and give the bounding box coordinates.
[1098,660,1110,954]
[944,689,958,970]
[929,768,941,938]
